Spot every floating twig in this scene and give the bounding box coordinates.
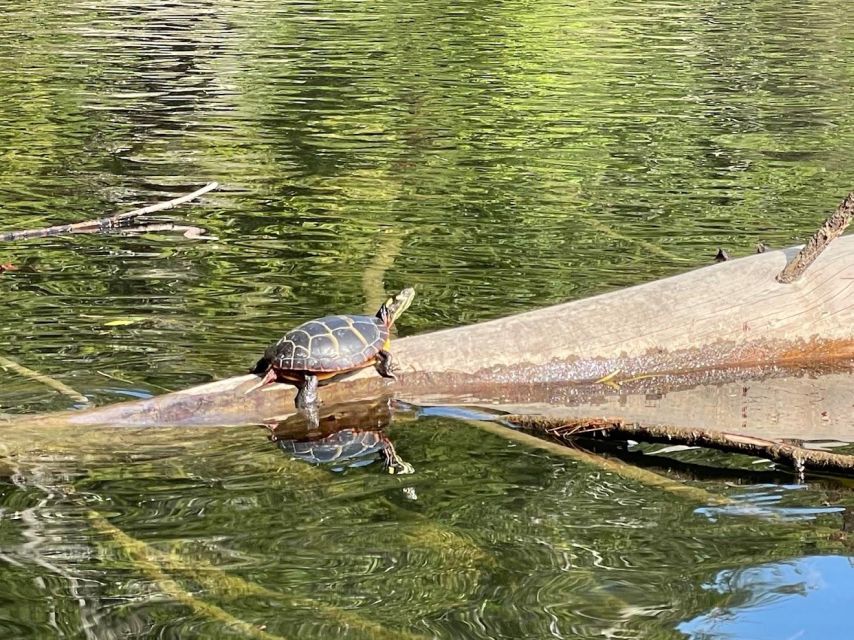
[0,354,88,404]
[116,222,214,239]
[777,191,854,283]
[0,182,219,242]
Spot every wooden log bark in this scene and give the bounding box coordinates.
[11,234,854,430]
[777,191,854,283]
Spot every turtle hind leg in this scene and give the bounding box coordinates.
[375,350,397,380]
[295,374,320,429]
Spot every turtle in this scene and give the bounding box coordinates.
[248,287,415,412]
[272,427,414,475]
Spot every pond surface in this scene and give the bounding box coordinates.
[2,0,854,638]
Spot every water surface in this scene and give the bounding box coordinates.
[2,0,854,637]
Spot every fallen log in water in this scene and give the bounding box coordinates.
[9,225,853,432]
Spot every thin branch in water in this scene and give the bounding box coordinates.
[468,418,729,505]
[505,414,854,477]
[88,507,427,640]
[89,513,289,640]
[0,182,219,242]
[0,355,88,404]
[584,215,682,262]
[777,191,854,283]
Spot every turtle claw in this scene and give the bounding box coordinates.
[381,439,413,475]
[375,349,398,380]
[387,460,415,475]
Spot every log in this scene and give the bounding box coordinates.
[11,233,854,433]
[777,191,854,283]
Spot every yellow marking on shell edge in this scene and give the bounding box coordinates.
[383,338,391,350]
[276,371,341,382]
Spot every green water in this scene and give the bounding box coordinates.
[2,1,854,638]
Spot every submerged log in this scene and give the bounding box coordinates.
[11,232,854,432]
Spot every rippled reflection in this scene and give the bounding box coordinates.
[2,415,854,638]
[268,397,415,474]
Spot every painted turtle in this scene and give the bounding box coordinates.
[249,288,415,411]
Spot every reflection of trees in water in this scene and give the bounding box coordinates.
[76,1,225,177]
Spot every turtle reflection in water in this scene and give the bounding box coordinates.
[266,398,414,475]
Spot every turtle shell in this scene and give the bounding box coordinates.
[265,314,388,373]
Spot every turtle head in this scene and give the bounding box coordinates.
[377,287,415,327]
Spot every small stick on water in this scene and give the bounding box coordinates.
[777,191,854,284]
[0,182,219,242]
[0,355,88,404]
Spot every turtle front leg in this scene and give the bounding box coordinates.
[375,350,397,380]
[295,374,320,429]
[380,438,414,475]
